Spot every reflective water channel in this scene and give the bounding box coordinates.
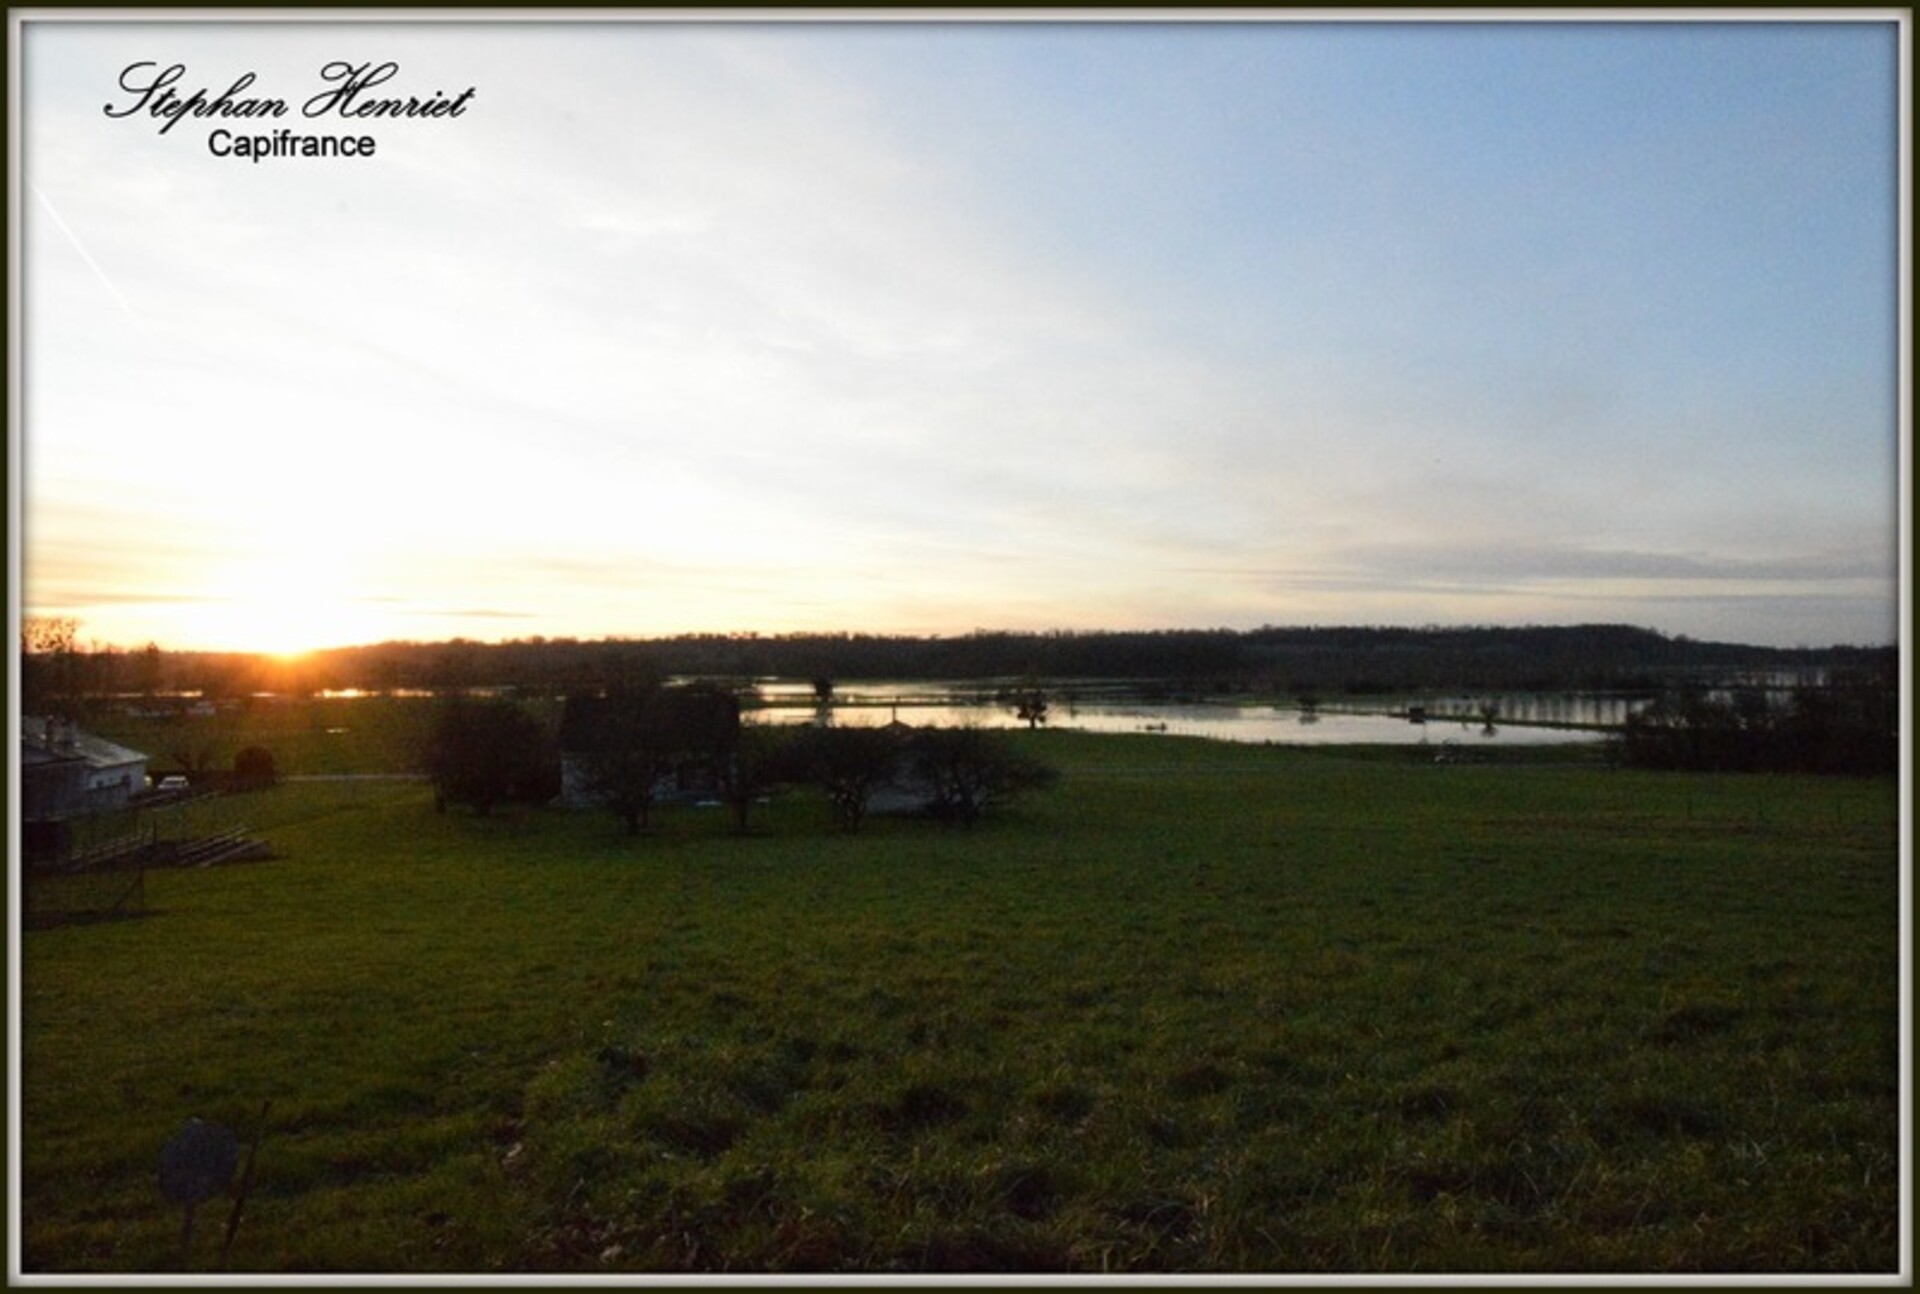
[743,682,1638,748]
[296,677,1822,749]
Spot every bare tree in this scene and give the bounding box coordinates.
[1013,684,1050,730]
[715,724,788,835]
[786,725,904,831]
[21,616,80,712]
[568,684,742,835]
[909,727,1059,827]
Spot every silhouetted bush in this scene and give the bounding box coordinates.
[782,725,908,831]
[232,746,279,789]
[1616,667,1896,775]
[908,728,1059,827]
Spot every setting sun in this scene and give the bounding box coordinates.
[196,547,383,658]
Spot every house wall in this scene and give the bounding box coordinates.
[559,755,598,810]
[84,760,148,812]
[558,754,722,811]
[22,720,151,818]
[23,758,91,821]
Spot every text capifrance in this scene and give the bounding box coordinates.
[103,60,477,161]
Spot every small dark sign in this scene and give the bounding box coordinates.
[159,1118,238,1206]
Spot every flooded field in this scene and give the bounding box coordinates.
[745,681,1629,747]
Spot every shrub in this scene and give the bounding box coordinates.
[780,725,908,831]
[232,745,279,789]
[908,727,1059,827]
[1615,669,1897,776]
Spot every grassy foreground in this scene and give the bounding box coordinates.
[19,730,1900,1274]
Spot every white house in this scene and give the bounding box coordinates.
[21,717,150,817]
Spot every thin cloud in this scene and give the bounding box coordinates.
[1314,542,1897,587]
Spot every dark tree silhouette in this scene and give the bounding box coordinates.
[21,615,81,712]
[1616,667,1895,776]
[421,697,554,816]
[785,724,905,831]
[715,724,789,835]
[565,685,742,834]
[568,691,675,833]
[908,727,1059,827]
[137,641,164,698]
[1012,685,1050,729]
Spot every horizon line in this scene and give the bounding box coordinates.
[21,619,1898,660]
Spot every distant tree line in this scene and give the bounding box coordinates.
[22,623,1886,704]
[1615,663,1898,775]
[22,618,1895,717]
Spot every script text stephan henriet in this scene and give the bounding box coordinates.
[103,60,476,160]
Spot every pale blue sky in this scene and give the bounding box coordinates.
[15,15,1903,653]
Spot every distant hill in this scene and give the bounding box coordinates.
[110,624,1894,699]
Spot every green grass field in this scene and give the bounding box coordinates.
[83,695,462,777]
[19,724,1901,1274]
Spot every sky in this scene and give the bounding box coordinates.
[13,14,1906,654]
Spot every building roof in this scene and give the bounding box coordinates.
[559,688,741,753]
[21,718,148,771]
[20,743,87,771]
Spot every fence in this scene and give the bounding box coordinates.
[24,791,271,928]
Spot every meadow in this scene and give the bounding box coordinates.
[18,710,1902,1274]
